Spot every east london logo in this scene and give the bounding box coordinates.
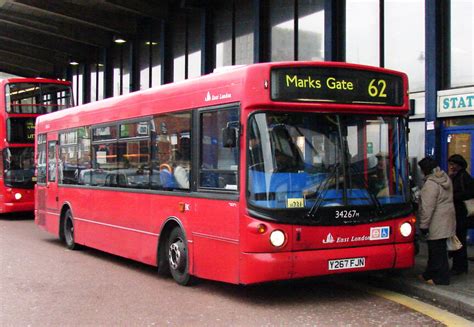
[204,91,232,102]
[322,233,335,244]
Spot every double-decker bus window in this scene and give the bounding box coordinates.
[199,108,239,190]
[7,118,36,143]
[151,112,191,191]
[47,142,57,183]
[59,130,79,184]
[36,134,47,184]
[6,83,73,114]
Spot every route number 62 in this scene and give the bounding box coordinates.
[368,79,387,98]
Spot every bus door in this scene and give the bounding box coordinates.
[46,134,59,213]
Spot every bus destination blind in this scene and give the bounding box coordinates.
[271,67,404,106]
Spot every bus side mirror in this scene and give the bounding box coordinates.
[222,126,237,148]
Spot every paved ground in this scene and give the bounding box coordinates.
[1,216,463,326]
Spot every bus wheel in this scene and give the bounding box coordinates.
[167,227,194,286]
[63,209,78,250]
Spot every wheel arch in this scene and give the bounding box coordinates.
[58,202,73,241]
[157,216,187,274]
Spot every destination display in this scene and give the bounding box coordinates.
[271,67,404,106]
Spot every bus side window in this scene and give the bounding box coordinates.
[151,111,191,191]
[199,107,239,191]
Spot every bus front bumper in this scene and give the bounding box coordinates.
[1,201,34,213]
[239,242,414,285]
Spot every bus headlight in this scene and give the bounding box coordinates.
[14,193,22,200]
[400,222,412,237]
[270,230,286,247]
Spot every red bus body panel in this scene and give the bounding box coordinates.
[34,62,412,284]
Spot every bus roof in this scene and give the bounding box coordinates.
[36,61,409,132]
[0,77,71,88]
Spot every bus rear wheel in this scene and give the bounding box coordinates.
[63,209,79,250]
[167,227,194,286]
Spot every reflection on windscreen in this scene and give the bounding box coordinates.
[2,147,35,188]
[247,112,409,211]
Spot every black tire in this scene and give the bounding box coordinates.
[63,209,79,250]
[167,227,195,286]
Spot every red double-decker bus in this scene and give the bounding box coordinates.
[35,62,415,285]
[0,78,73,214]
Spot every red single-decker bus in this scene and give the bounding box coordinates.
[35,62,415,285]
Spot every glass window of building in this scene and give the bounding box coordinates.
[385,0,425,92]
[450,0,474,87]
[188,14,202,79]
[90,62,105,102]
[173,14,186,82]
[346,0,379,66]
[214,3,233,68]
[235,0,255,65]
[140,22,161,90]
[271,0,295,61]
[151,37,161,88]
[113,48,121,95]
[122,43,131,95]
[298,0,324,61]
[113,42,131,96]
[139,38,151,90]
[71,65,84,106]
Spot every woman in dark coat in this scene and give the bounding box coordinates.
[447,154,474,275]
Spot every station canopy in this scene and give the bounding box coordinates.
[0,0,202,78]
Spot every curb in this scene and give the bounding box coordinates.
[368,272,474,321]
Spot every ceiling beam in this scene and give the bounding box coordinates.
[0,49,55,74]
[9,0,138,35]
[102,0,168,19]
[0,23,99,63]
[0,9,112,47]
[0,62,42,77]
[0,38,69,65]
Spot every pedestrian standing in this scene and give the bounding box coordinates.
[447,154,474,275]
[417,157,456,285]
